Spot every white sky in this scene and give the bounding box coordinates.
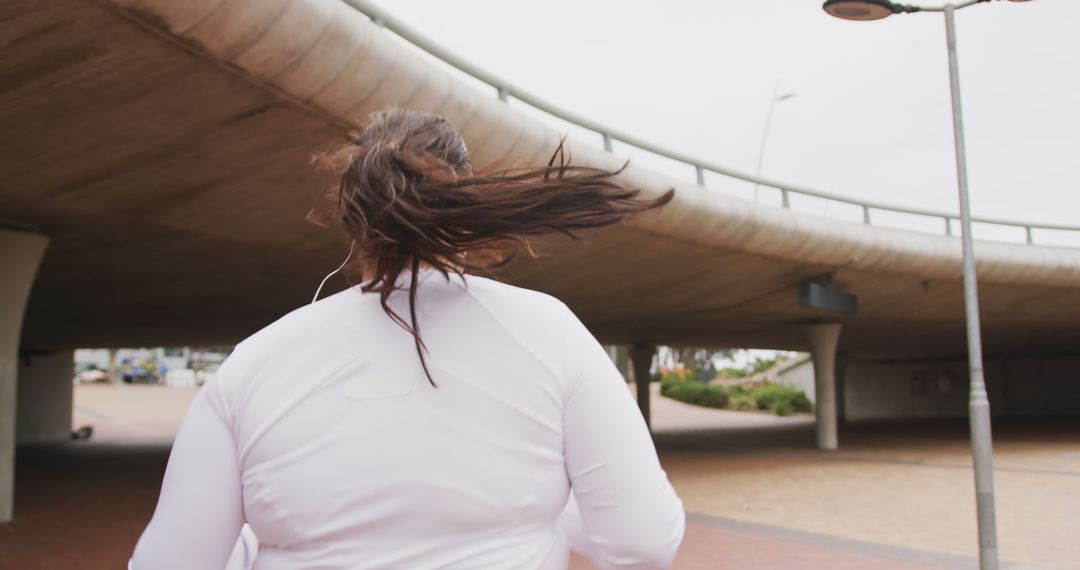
[371,0,1079,244]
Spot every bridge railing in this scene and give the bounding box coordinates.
[344,0,1079,248]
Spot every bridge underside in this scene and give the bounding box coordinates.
[2,0,1079,362]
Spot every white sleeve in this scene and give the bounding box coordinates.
[130,373,246,570]
[558,307,685,569]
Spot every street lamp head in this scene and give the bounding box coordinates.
[822,0,900,21]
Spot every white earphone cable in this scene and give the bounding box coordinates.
[311,240,357,304]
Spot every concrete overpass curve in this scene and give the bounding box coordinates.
[3,0,1079,358]
[4,0,1080,522]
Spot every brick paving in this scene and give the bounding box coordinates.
[0,384,1076,569]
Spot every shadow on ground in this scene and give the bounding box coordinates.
[2,416,1077,569]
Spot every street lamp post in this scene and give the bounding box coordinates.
[753,82,795,202]
[822,1,1032,569]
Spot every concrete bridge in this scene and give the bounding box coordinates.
[2,0,1079,521]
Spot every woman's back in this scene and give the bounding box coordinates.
[238,272,589,568]
[133,108,683,569]
[133,271,685,569]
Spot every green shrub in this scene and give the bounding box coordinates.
[728,393,756,411]
[697,384,728,408]
[750,383,812,414]
[659,375,728,409]
[668,380,703,403]
[661,376,808,416]
[769,399,794,416]
[750,384,785,410]
[718,367,749,378]
[790,392,812,413]
[659,374,681,397]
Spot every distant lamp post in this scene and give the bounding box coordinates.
[822,1,1033,569]
[753,83,795,202]
[824,0,1032,20]
[822,0,906,20]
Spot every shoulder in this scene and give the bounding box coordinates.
[230,300,325,360]
[211,290,361,403]
[460,273,580,330]
[243,286,368,351]
[461,275,603,382]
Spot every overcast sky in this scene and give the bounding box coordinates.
[371,1,1079,244]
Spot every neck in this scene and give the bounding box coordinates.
[360,260,460,284]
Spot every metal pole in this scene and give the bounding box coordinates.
[943,6,998,569]
[753,81,781,202]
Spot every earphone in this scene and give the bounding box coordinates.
[311,240,357,304]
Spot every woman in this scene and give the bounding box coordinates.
[131,108,685,569]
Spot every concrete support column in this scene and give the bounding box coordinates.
[0,227,49,522]
[630,343,656,431]
[836,352,848,423]
[807,323,842,450]
[612,345,630,379]
[17,350,73,444]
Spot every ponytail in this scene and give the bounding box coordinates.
[313,108,673,387]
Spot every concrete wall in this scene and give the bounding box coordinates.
[842,356,1080,421]
[775,356,816,403]
[774,353,1080,421]
[997,357,1080,416]
[16,351,73,444]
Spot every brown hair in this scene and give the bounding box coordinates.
[314,108,673,386]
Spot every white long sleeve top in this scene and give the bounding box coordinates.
[132,270,685,569]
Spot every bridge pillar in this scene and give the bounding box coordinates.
[17,350,73,444]
[610,345,630,379]
[0,227,49,522]
[836,351,848,424]
[630,343,656,431]
[807,323,842,450]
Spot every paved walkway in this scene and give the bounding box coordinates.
[645,386,1079,570]
[1,383,1076,569]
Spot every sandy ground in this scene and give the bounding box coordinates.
[0,382,1075,569]
[645,384,1080,569]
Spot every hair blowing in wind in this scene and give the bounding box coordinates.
[313,108,674,386]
